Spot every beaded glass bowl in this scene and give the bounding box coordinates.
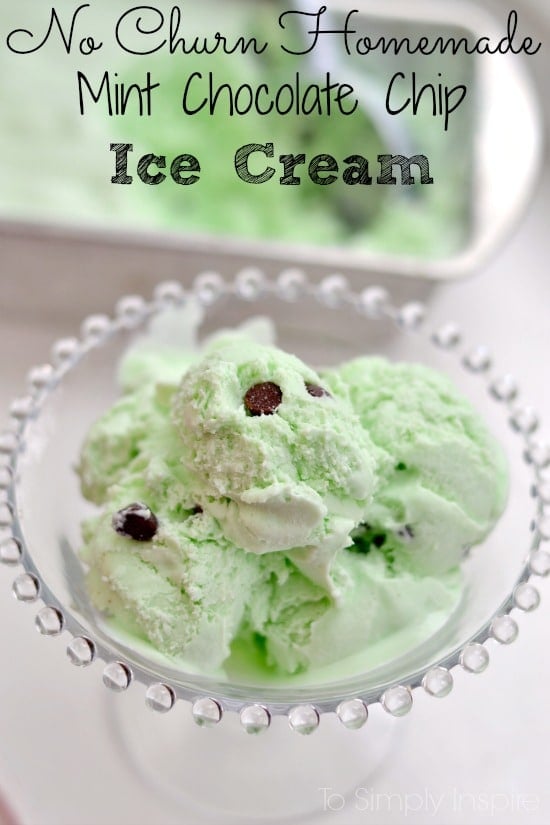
[1,270,548,737]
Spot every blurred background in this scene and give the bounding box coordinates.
[0,1,549,823]
[0,0,478,257]
[0,0,544,280]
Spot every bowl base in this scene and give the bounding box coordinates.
[106,687,405,822]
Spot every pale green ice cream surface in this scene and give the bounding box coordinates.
[324,357,509,577]
[172,336,378,592]
[77,320,507,678]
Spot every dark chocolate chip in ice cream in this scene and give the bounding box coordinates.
[396,524,415,542]
[112,503,158,542]
[305,382,332,398]
[244,382,282,416]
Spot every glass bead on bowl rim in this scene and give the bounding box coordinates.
[534,479,550,505]
[463,344,491,373]
[381,685,413,716]
[35,606,64,636]
[234,267,266,302]
[529,549,550,576]
[0,431,18,456]
[192,697,223,727]
[460,643,489,674]
[288,705,320,735]
[13,573,40,602]
[0,537,21,566]
[514,582,540,612]
[146,683,175,713]
[240,704,271,734]
[115,295,148,327]
[0,503,13,529]
[396,302,426,331]
[0,466,12,491]
[103,662,132,692]
[276,268,307,302]
[27,364,55,392]
[10,396,34,421]
[432,322,461,349]
[316,274,350,309]
[524,441,550,469]
[490,615,519,645]
[193,272,226,306]
[510,406,539,435]
[336,698,369,729]
[67,636,96,667]
[490,374,518,402]
[153,280,186,307]
[80,314,111,343]
[356,286,390,319]
[51,337,80,367]
[535,514,550,541]
[422,667,454,698]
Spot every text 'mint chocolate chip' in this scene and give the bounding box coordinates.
[112,502,159,542]
[244,382,283,416]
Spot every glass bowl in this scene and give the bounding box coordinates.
[1,270,548,818]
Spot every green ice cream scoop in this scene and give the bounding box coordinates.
[324,357,508,575]
[172,335,378,590]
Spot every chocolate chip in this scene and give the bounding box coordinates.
[396,524,415,542]
[112,503,158,542]
[305,382,331,398]
[244,382,282,416]
[349,526,387,554]
[191,505,203,515]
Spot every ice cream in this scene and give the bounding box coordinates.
[172,336,378,591]
[78,319,507,677]
[325,357,509,576]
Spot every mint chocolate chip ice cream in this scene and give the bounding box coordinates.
[325,357,508,576]
[171,335,377,591]
[77,321,507,676]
